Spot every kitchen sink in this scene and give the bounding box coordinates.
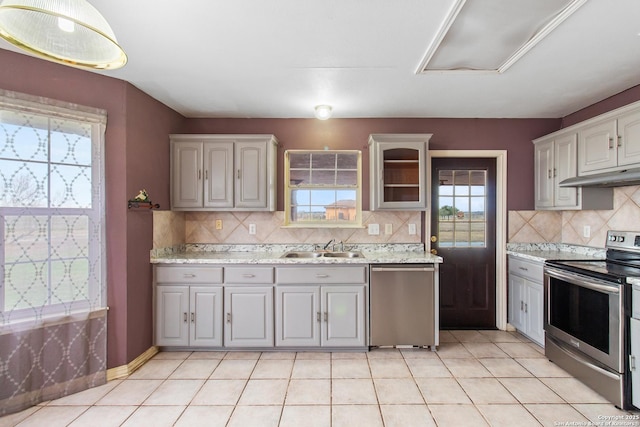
[322,251,364,258]
[281,251,364,259]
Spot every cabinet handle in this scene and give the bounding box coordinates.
[242,274,255,278]
[547,169,552,179]
[631,355,636,371]
[524,303,528,313]
[183,312,188,323]
[316,274,329,278]
[609,137,614,149]
[553,168,557,178]
[618,135,623,148]
[520,301,524,311]
[198,169,202,180]
[237,169,241,179]
[317,312,321,322]
[183,273,196,278]
[191,312,195,323]
[324,312,328,322]
[226,313,231,323]
[205,170,208,180]
[518,267,528,272]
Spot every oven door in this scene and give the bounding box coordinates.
[544,265,624,372]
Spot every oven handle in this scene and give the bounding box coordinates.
[544,266,620,295]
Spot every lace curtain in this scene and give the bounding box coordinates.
[0,89,107,415]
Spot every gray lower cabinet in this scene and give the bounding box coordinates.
[224,286,274,347]
[156,285,223,347]
[155,266,224,347]
[275,266,367,348]
[507,256,544,346]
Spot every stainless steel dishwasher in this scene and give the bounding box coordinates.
[369,264,439,349]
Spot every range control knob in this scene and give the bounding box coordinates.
[620,236,626,242]
[609,235,617,242]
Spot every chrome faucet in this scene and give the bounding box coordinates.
[323,239,335,251]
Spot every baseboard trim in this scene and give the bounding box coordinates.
[106,346,158,381]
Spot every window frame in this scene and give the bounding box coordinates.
[0,89,106,325]
[284,149,363,228]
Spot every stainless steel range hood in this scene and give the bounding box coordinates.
[559,167,640,187]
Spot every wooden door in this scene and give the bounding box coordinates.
[431,158,496,328]
[578,120,618,174]
[534,139,554,208]
[617,109,640,167]
[554,134,578,208]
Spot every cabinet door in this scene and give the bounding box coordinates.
[224,286,274,347]
[578,120,618,174]
[508,274,525,332]
[235,141,267,209]
[321,286,366,347]
[172,142,203,208]
[156,286,189,346]
[534,140,554,208]
[525,282,544,346]
[204,142,234,208]
[190,286,223,347]
[617,109,640,167]
[275,286,320,347]
[631,318,640,408]
[553,134,578,208]
[373,141,426,210]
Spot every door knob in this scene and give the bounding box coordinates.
[430,235,437,243]
[430,249,438,255]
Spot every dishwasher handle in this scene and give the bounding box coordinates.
[371,266,435,272]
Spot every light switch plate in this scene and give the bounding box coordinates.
[249,224,256,235]
[384,224,393,235]
[368,223,380,235]
[583,225,591,238]
[215,219,223,230]
[408,223,417,235]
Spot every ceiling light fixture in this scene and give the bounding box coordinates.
[314,105,332,120]
[0,0,127,70]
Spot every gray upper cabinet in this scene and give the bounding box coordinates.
[369,133,431,210]
[170,134,278,211]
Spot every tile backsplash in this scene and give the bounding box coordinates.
[153,210,421,249]
[509,185,640,248]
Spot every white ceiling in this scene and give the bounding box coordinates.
[2,0,640,119]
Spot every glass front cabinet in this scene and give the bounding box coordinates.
[369,134,431,210]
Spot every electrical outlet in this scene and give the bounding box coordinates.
[368,223,380,235]
[408,223,417,235]
[583,225,591,238]
[215,219,223,230]
[384,224,393,235]
[249,223,256,235]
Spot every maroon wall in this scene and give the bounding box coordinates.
[562,85,640,127]
[0,49,185,368]
[184,117,561,211]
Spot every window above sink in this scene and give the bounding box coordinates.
[283,150,362,228]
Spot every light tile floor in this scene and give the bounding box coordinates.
[2,330,640,427]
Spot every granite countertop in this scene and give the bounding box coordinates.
[506,242,605,263]
[151,243,444,265]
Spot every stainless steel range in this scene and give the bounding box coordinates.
[544,230,640,409]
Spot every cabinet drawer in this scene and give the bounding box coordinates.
[508,257,543,283]
[156,266,223,284]
[277,266,366,284]
[225,267,274,284]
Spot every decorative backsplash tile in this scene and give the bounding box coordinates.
[153,210,421,249]
[509,185,640,248]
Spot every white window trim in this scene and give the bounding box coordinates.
[283,149,363,228]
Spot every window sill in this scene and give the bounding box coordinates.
[281,223,365,229]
